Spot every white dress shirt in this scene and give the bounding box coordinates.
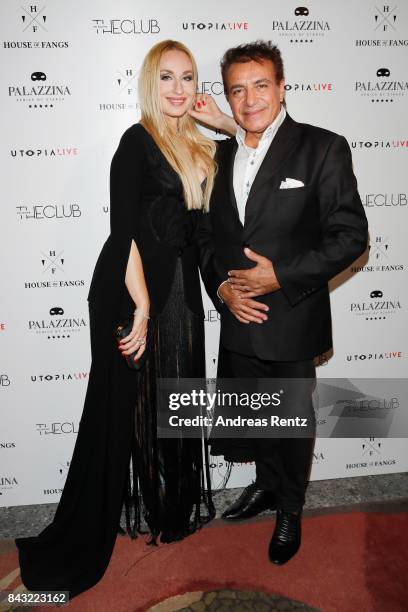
[233,105,286,225]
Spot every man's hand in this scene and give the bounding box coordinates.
[219,281,269,324]
[228,248,280,298]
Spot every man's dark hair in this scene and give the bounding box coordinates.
[221,40,285,93]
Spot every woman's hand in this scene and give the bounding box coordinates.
[188,94,237,136]
[118,306,149,362]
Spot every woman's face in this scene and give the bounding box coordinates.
[159,49,196,123]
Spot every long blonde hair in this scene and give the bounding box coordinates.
[138,40,216,211]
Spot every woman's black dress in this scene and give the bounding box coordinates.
[15,123,215,599]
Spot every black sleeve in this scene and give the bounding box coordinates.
[274,135,369,306]
[195,210,228,313]
[87,125,149,306]
[109,125,148,245]
[195,137,233,310]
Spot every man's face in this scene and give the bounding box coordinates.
[225,59,285,137]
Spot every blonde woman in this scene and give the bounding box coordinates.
[15,40,235,599]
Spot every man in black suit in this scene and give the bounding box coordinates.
[198,41,368,564]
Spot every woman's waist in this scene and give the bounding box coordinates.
[144,253,203,315]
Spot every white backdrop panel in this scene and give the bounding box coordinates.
[1,0,407,505]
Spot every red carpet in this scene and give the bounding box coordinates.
[1,511,407,611]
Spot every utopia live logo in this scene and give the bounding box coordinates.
[21,4,47,33]
[374,5,397,31]
[181,21,249,31]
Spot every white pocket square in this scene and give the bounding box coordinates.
[280,178,305,189]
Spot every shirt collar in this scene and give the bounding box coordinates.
[235,105,287,151]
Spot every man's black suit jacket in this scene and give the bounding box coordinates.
[198,113,368,361]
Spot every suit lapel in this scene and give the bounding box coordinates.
[228,139,239,218]
[244,114,302,225]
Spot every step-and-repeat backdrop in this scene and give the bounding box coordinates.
[1,0,407,504]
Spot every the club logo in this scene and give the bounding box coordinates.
[92,18,160,35]
[363,193,407,208]
[17,204,81,219]
[36,422,79,435]
[197,81,224,96]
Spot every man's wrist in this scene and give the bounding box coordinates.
[217,280,229,303]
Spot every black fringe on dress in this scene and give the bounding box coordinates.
[121,257,215,544]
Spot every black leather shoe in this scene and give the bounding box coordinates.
[221,482,276,521]
[268,509,301,565]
